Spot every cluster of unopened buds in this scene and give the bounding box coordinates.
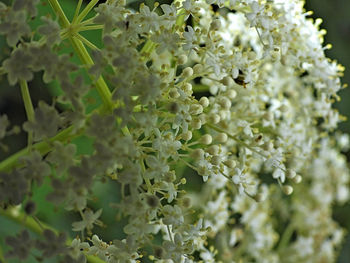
[0,0,349,262]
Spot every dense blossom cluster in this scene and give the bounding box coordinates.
[0,0,349,262]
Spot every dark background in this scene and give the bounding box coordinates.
[305,1,350,261]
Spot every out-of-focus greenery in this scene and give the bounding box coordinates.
[0,0,349,262]
[306,0,350,261]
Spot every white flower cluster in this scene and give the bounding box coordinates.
[0,0,349,262]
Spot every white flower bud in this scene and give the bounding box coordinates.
[191,118,202,129]
[206,145,219,155]
[190,148,205,160]
[263,141,274,151]
[182,131,192,141]
[182,67,193,78]
[178,54,187,65]
[207,113,221,124]
[263,111,273,121]
[169,88,180,99]
[221,76,233,87]
[210,155,221,165]
[199,96,210,108]
[292,175,302,184]
[282,185,293,195]
[215,132,228,143]
[286,169,296,179]
[200,134,212,145]
[193,64,203,75]
[279,104,288,112]
[199,114,207,124]
[224,159,236,168]
[227,89,237,99]
[219,110,228,120]
[218,97,232,109]
[183,83,193,95]
[190,104,203,115]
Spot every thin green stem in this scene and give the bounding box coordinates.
[19,80,34,146]
[0,125,79,172]
[19,80,35,122]
[192,84,209,93]
[0,208,106,263]
[47,0,70,27]
[75,33,99,50]
[72,0,84,24]
[70,35,112,111]
[79,25,104,32]
[277,222,295,252]
[79,16,98,27]
[48,0,113,112]
[75,0,99,25]
[0,243,6,263]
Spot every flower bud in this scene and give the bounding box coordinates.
[227,89,237,99]
[199,96,210,108]
[190,104,203,115]
[282,185,293,195]
[191,118,202,129]
[221,76,234,87]
[215,132,228,143]
[292,175,302,184]
[193,64,203,75]
[286,169,296,179]
[169,88,180,99]
[200,134,212,145]
[218,97,232,109]
[206,145,219,155]
[178,54,187,65]
[182,131,192,141]
[190,148,205,160]
[224,159,236,168]
[182,67,193,78]
[210,155,221,165]
[207,113,221,124]
[183,83,193,95]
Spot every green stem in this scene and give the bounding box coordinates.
[47,0,70,27]
[192,84,209,93]
[72,0,83,24]
[75,33,99,50]
[79,25,104,31]
[19,81,34,122]
[48,0,113,112]
[19,80,35,146]
[277,222,295,252]
[75,0,99,25]
[70,36,112,111]
[0,208,106,263]
[0,243,6,263]
[0,126,80,172]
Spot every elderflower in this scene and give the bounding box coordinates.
[0,0,349,262]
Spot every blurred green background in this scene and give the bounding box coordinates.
[0,0,350,262]
[305,1,350,261]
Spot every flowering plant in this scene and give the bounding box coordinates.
[0,0,349,262]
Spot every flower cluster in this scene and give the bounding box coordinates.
[0,0,349,262]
